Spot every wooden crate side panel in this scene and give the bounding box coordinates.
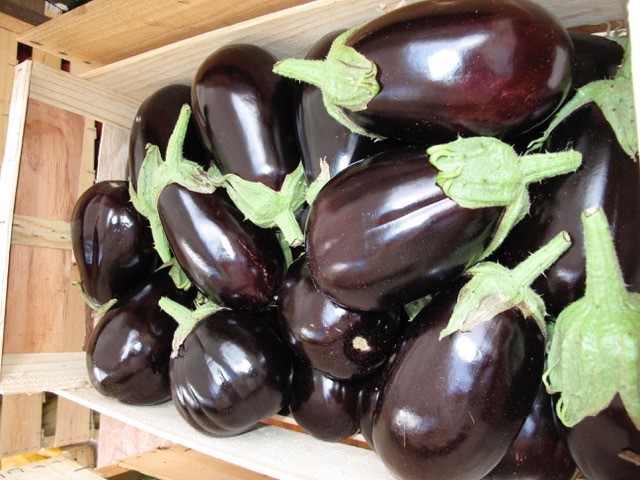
[0,393,43,458]
[0,353,88,394]
[0,29,18,164]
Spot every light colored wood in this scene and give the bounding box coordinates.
[18,0,314,68]
[80,0,629,102]
[96,124,129,182]
[53,397,93,448]
[60,443,96,468]
[10,214,71,249]
[96,416,173,468]
[0,353,89,394]
[0,456,105,479]
[0,393,43,457]
[0,0,48,35]
[0,29,18,165]
[57,387,389,480]
[31,47,61,70]
[116,444,276,480]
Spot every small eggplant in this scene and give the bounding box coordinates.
[306,141,580,311]
[278,256,406,380]
[275,0,572,142]
[86,268,195,405]
[164,300,293,437]
[289,359,362,442]
[192,43,299,190]
[368,233,570,480]
[128,84,211,190]
[486,382,578,480]
[71,180,158,307]
[569,32,624,92]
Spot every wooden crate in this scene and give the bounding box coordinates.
[0,0,638,478]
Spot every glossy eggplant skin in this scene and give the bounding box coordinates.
[192,44,299,190]
[296,31,402,182]
[369,283,545,480]
[158,184,285,311]
[495,105,640,317]
[86,268,195,405]
[305,146,502,311]
[278,256,406,380]
[344,0,572,142]
[71,180,158,306]
[289,359,362,442]
[556,395,640,480]
[170,310,293,437]
[486,383,577,480]
[569,32,624,92]
[128,84,211,190]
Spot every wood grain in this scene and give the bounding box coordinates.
[18,0,314,68]
[0,28,18,162]
[0,455,105,479]
[0,393,43,457]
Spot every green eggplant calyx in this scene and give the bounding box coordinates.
[439,231,571,340]
[543,207,640,429]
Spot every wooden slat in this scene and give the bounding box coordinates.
[53,397,93,448]
[0,28,18,163]
[0,353,89,394]
[0,456,105,479]
[0,1,48,35]
[11,214,71,249]
[96,124,129,182]
[80,0,629,102]
[0,393,43,457]
[32,46,62,70]
[17,0,314,68]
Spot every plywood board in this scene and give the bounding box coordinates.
[18,0,314,68]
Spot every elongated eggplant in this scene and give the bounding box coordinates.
[169,307,292,437]
[486,382,577,480]
[71,180,158,307]
[495,105,640,317]
[275,0,572,142]
[296,30,402,182]
[86,268,195,405]
[128,84,211,190]
[569,32,624,92]
[289,359,362,442]
[192,44,299,190]
[278,256,406,379]
[158,184,285,311]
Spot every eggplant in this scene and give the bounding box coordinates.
[486,382,577,480]
[278,256,406,380]
[71,180,158,307]
[495,104,640,317]
[86,268,195,405]
[275,0,572,142]
[289,359,362,442]
[569,32,624,92]
[128,84,211,190]
[296,30,402,182]
[169,308,293,437]
[191,43,299,190]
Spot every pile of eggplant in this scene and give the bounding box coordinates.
[71,0,640,479]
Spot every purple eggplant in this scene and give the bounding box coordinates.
[275,0,572,142]
[289,359,362,442]
[568,32,624,92]
[128,84,211,190]
[71,180,158,307]
[86,268,195,405]
[486,382,578,480]
[278,256,406,380]
[168,307,293,437]
[191,43,299,190]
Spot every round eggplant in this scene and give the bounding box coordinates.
[289,359,362,442]
[71,180,158,306]
[305,146,502,311]
[192,43,299,190]
[170,309,293,437]
[275,0,572,142]
[278,256,406,379]
[369,283,545,480]
[128,84,211,190]
[86,268,195,405]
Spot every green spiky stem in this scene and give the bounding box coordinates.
[273,27,384,141]
[543,207,640,429]
[427,136,581,260]
[439,231,571,340]
[158,296,225,358]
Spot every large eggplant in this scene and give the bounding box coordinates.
[169,308,293,437]
[71,180,158,307]
[86,268,195,405]
[128,84,211,190]
[278,256,406,379]
[192,43,299,190]
[275,0,572,142]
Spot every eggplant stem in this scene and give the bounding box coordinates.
[511,231,571,287]
[519,150,582,185]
